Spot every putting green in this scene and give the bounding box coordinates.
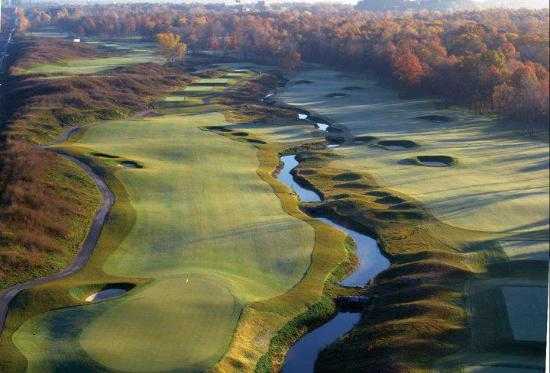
[12,76,316,372]
[81,276,240,372]
[276,68,549,261]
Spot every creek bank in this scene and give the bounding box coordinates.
[277,152,389,373]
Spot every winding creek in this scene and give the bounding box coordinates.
[277,144,390,372]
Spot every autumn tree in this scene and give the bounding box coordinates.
[156,32,188,62]
[391,50,425,88]
[15,8,31,32]
[281,50,302,71]
[26,5,549,125]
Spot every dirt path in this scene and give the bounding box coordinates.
[0,129,114,333]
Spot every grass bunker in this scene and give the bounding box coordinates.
[416,115,453,123]
[402,155,457,167]
[354,135,377,143]
[377,140,419,150]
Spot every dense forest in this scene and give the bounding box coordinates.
[20,5,550,125]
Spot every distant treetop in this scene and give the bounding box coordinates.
[356,0,476,12]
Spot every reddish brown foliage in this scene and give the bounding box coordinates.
[28,5,549,125]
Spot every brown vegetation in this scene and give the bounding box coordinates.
[0,140,100,289]
[8,37,101,72]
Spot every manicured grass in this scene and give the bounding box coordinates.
[268,67,548,371]
[6,58,546,373]
[276,68,549,262]
[70,276,239,372]
[16,54,161,77]
[13,38,162,78]
[7,74,350,372]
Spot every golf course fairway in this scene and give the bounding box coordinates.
[11,76,320,372]
[276,68,549,261]
[4,55,546,372]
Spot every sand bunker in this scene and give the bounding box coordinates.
[83,283,135,303]
[316,123,329,131]
[120,160,144,169]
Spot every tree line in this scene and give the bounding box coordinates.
[21,4,549,125]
